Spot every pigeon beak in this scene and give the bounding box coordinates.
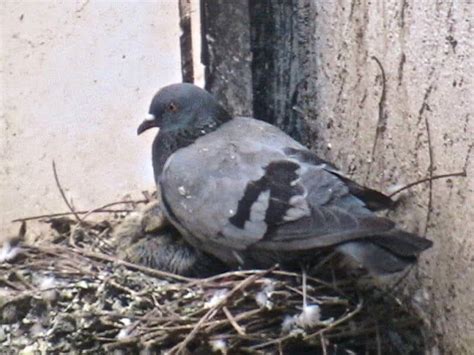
[137,114,158,135]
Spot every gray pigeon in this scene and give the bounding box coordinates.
[137,83,432,275]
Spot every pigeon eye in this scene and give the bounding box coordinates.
[167,102,178,113]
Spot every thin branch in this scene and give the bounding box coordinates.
[424,116,434,235]
[12,199,148,223]
[33,244,192,283]
[302,268,307,308]
[388,171,466,198]
[376,321,382,355]
[77,200,149,226]
[304,298,364,340]
[171,271,269,354]
[320,333,328,355]
[12,209,129,223]
[223,306,246,336]
[366,56,387,183]
[52,160,82,223]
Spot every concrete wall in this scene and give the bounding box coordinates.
[1,1,181,238]
[1,0,473,352]
[312,2,473,352]
[201,1,473,353]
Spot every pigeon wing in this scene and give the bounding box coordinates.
[159,117,395,254]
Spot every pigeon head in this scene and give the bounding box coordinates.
[137,83,231,137]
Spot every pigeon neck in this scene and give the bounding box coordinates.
[168,104,232,148]
[152,132,179,182]
[152,107,232,179]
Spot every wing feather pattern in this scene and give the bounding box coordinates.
[160,117,432,273]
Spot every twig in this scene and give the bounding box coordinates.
[204,309,261,333]
[74,247,193,282]
[249,331,297,350]
[223,306,246,335]
[32,243,191,282]
[12,207,137,223]
[376,321,382,355]
[171,270,269,354]
[302,269,307,308]
[320,333,328,355]
[424,116,434,235]
[78,199,147,223]
[52,160,82,223]
[304,298,364,340]
[187,268,270,287]
[388,171,466,198]
[366,56,387,183]
[250,297,364,351]
[273,270,350,297]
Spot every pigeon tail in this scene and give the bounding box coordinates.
[336,231,432,275]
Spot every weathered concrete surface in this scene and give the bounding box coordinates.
[202,1,473,353]
[0,1,181,239]
[201,0,253,116]
[312,2,473,353]
[248,0,316,144]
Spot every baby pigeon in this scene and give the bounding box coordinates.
[137,83,432,275]
[113,201,227,277]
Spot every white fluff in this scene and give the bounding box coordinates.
[255,281,275,309]
[38,276,58,302]
[116,318,132,339]
[116,327,130,340]
[296,305,321,328]
[386,182,406,198]
[209,338,227,353]
[0,242,20,263]
[281,314,297,333]
[281,304,331,332]
[39,276,56,290]
[204,289,228,308]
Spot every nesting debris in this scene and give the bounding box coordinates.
[1,203,430,354]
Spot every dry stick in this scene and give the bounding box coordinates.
[366,56,387,183]
[278,342,284,355]
[424,116,434,235]
[108,309,263,351]
[375,321,382,355]
[249,332,296,350]
[186,268,270,287]
[303,298,364,340]
[320,333,328,355]
[222,306,246,336]
[171,270,269,355]
[12,208,137,223]
[250,297,364,350]
[74,247,193,282]
[35,243,191,282]
[67,198,147,247]
[387,171,466,198]
[360,265,414,317]
[141,310,260,335]
[204,308,262,333]
[78,199,148,224]
[302,269,307,308]
[273,270,351,298]
[12,197,147,223]
[52,160,83,223]
[284,285,323,305]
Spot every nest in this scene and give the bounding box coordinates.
[1,201,429,354]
